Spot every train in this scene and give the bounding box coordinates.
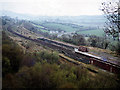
[78,46,89,52]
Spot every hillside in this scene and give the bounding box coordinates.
[2,16,120,88]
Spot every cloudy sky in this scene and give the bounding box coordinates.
[0,0,104,16]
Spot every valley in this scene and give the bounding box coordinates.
[1,15,120,88]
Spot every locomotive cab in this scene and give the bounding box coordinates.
[78,46,89,52]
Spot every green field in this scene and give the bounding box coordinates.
[39,29,49,33]
[78,29,105,37]
[32,24,49,33]
[32,22,105,37]
[41,22,79,32]
[32,24,44,29]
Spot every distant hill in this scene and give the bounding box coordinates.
[0,10,36,20]
[0,10,106,27]
[0,11,106,37]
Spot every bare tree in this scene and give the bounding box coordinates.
[101,0,120,41]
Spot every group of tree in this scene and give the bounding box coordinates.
[59,34,86,46]
[101,0,120,53]
[3,62,119,88]
[87,35,109,49]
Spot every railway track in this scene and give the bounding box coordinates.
[7,28,120,74]
[59,54,82,66]
[59,54,98,73]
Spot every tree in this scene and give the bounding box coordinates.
[101,0,120,41]
[88,35,110,49]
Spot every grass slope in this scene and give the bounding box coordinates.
[42,22,79,32]
[78,29,105,37]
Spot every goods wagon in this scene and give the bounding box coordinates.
[75,48,120,74]
[90,58,120,74]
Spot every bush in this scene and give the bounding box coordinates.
[87,35,110,49]
[3,62,119,88]
[108,41,120,54]
[34,50,59,64]
[60,34,86,46]
[2,31,24,75]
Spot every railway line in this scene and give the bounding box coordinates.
[7,28,120,74]
[59,54,98,73]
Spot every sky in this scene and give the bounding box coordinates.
[0,0,104,16]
